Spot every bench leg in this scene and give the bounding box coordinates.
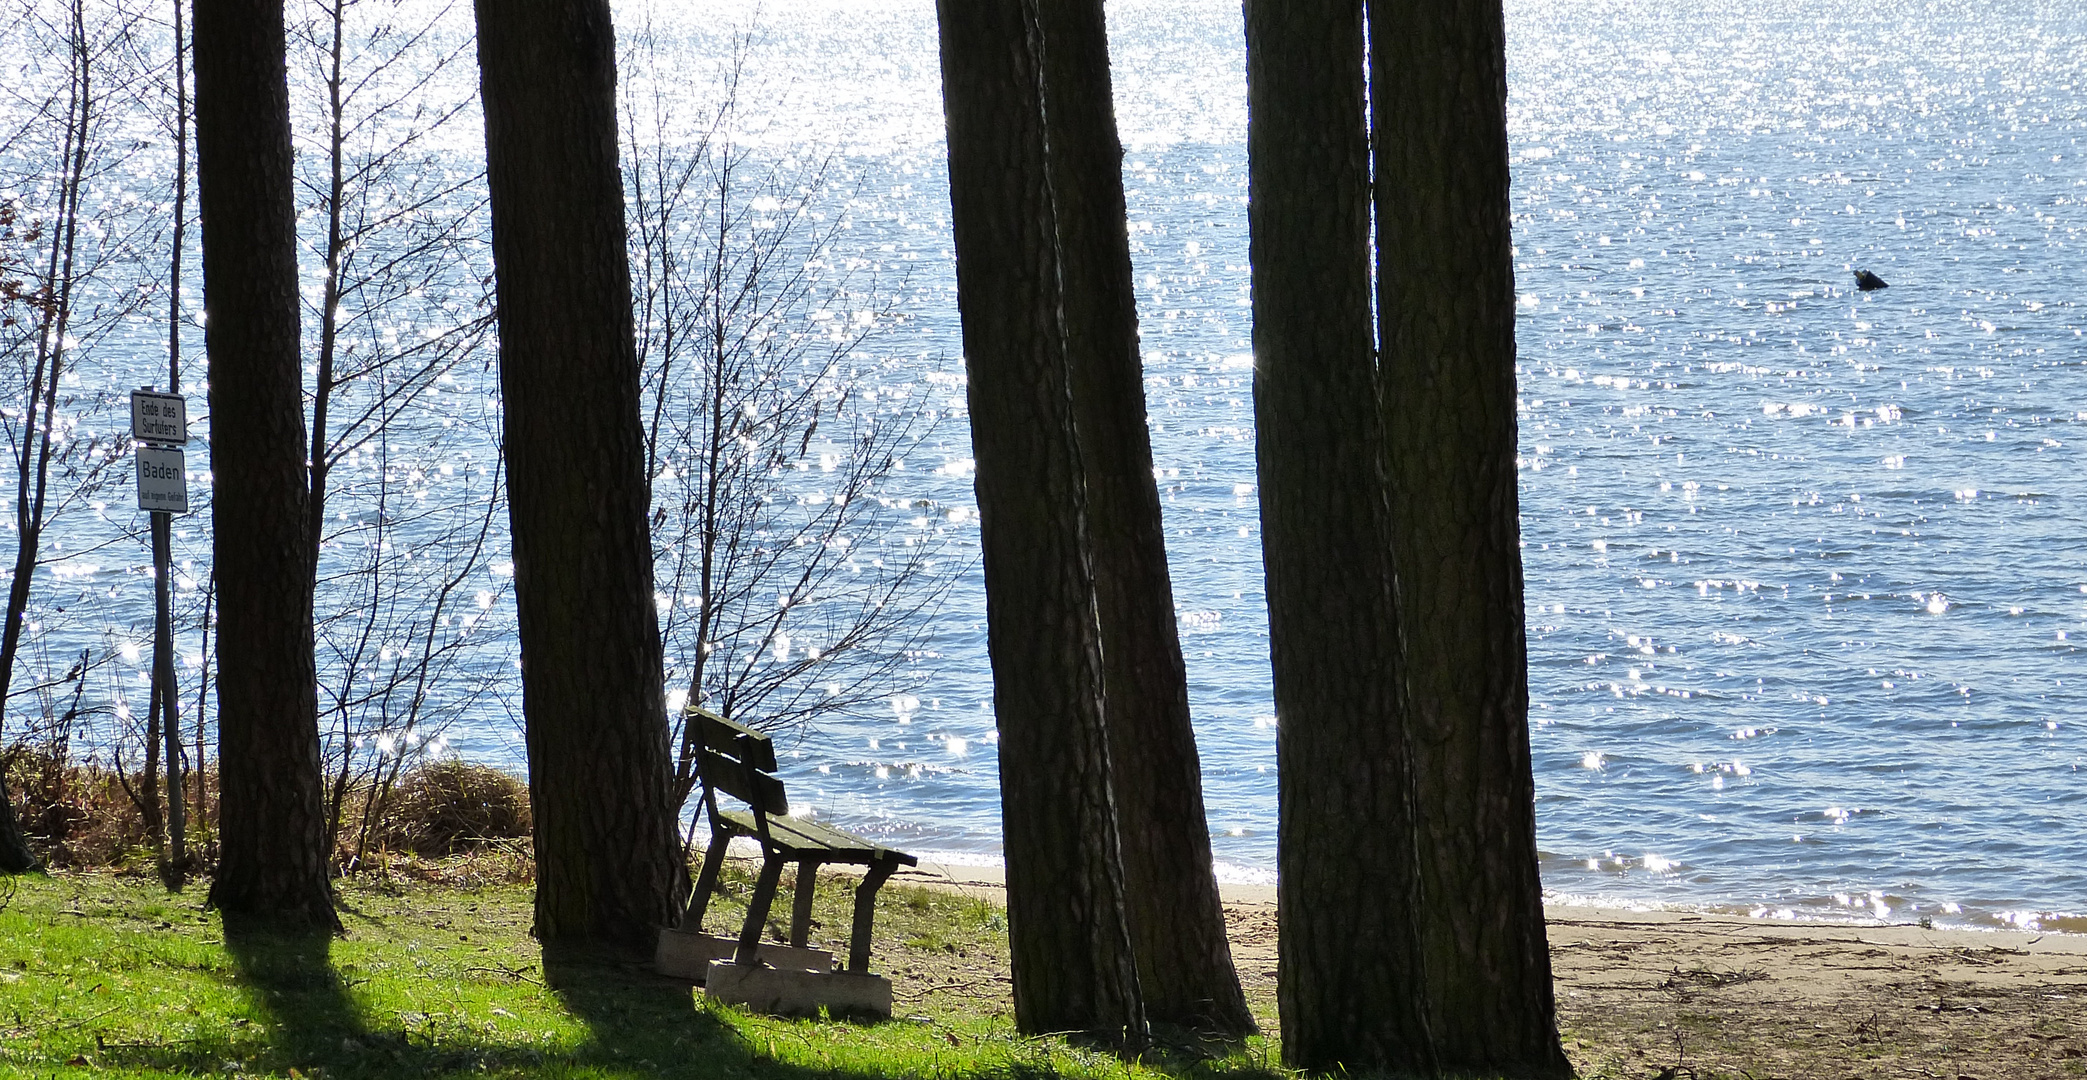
[789,858,823,948]
[735,852,786,967]
[847,860,898,975]
[684,832,730,932]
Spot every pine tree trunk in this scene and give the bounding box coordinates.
[193,0,336,928]
[935,0,1145,1043]
[472,0,685,953]
[1370,0,1570,1074]
[1033,0,1251,1036]
[1244,0,1434,1070]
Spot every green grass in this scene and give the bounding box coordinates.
[0,870,1286,1080]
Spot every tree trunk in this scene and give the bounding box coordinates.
[193,0,336,927]
[1244,0,1434,1070]
[935,0,1145,1044]
[1032,0,1251,1037]
[472,0,685,953]
[1369,0,1570,1074]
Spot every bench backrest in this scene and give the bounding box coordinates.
[689,708,788,818]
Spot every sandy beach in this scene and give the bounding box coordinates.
[885,862,2087,1079]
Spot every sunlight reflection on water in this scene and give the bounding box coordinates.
[20,0,2084,931]
[747,0,2087,930]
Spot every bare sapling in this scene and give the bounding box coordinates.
[0,0,161,872]
[286,0,507,869]
[620,20,952,840]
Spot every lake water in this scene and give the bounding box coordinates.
[697,0,2087,933]
[14,0,2085,931]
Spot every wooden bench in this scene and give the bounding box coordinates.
[677,708,917,980]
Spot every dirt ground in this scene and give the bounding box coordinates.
[878,864,2087,1079]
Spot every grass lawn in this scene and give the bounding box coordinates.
[0,868,1284,1080]
[18,864,2076,1079]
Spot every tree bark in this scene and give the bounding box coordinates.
[472,0,685,953]
[193,0,336,928]
[1244,0,1434,1070]
[1369,0,1570,1074]
[935,0,1145,1044]
[1032,0,1251,1037]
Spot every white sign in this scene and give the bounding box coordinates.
[131,389,187,446]
[136,446,189,514]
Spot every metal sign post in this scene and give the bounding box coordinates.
[132,386,189,879]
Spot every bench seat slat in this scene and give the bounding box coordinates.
[774,816,919,866]
[715,808,918,867]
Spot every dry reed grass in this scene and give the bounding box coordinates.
[3,747,532,879]
[367,758,531,858]
[4,744,166,871]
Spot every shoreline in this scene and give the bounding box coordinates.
[885,859,2087,1077]
[892,859,2087,945]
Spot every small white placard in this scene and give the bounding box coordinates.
[131,390,187,446]
[136,446,189,514]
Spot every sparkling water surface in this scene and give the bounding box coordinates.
[18,0,2086,931]
[715,0,2087,932]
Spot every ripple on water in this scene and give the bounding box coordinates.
[18,0,2085,933]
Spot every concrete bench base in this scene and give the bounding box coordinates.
[703,960,893,1020]
[654,929,832,982]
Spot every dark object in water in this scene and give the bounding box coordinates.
[1853,269,1889,291]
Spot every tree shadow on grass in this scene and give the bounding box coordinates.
[218,913,363,1058]
[105,914,1282,1080]
[107,918,758,1078]
[539,941,750,1074]
[202,923,752,1078]
[534,944,1296,1080]
[103,911,375,1076]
